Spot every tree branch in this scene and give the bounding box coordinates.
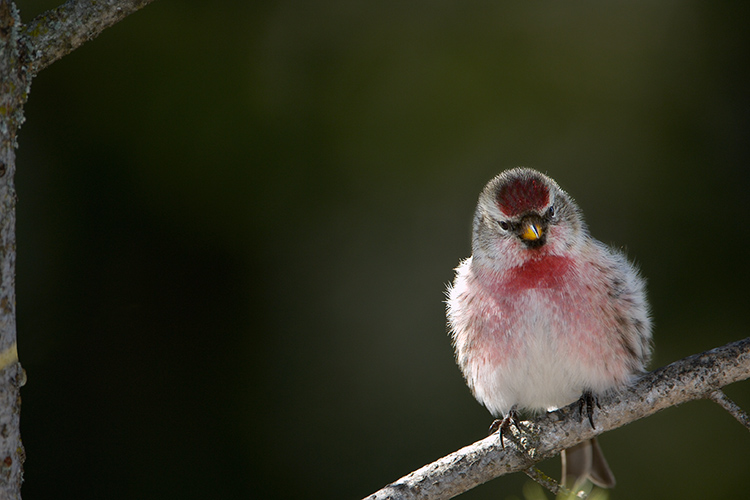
[0,2,29,497]
[364,337,750,500]
[20,0,157,75]
[0,1,159,497]
[708,390,750,431]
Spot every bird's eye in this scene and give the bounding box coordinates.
[546,205,556,218]
[499,221,510,231]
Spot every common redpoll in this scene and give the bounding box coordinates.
[447,168,652,488]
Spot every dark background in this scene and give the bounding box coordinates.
[13,1,750,498]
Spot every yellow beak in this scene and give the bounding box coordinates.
[520,222,543,241]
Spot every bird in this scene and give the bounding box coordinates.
[446,167,652,489]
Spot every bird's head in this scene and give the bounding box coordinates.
[472,168,585,267]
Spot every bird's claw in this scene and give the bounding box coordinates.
[489,406,521,450]
[578,391,600,429]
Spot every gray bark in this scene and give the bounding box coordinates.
[21,0,155,76]
[0,2,30,497]
[0,1,157,497]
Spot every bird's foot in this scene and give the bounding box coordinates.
[488,405,521,450]
[577,390,601,429]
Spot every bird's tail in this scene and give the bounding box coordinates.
[560,437,616,490]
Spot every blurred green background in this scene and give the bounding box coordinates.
[13,0,750,498]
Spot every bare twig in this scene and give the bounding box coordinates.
[708,390,750,431]
[364,337,750,500]
[524,466,570,497]
[20,0,157,75]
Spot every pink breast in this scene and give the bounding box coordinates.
[496,255,573,293]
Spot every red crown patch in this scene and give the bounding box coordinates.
[496,176,549,216]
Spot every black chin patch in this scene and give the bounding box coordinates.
[522,235,547,249]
